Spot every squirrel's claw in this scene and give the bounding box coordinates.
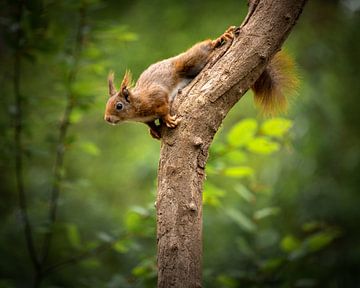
[213,26,236,47]
[164,114,180,128]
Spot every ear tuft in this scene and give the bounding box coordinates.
[108,71,116,96]
[121,70,133,90]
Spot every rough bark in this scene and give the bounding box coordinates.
[156,0,307,287]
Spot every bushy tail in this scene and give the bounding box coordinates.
[252,51,299,115]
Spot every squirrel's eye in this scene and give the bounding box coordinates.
[115,102,123,111]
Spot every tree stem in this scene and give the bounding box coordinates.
[156,0,307,287]
[13,0,41,275]
[40,4,87,267]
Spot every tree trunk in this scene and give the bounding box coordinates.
[156,0,307,287]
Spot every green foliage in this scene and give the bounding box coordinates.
[227,118,258,147]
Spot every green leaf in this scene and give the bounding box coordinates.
[223,166,254,178]
[305,230,341,252]
[80,259,100,269]
[97,231,113,242]
[254,207,280,220]
[247,137,280,155]
[118,32,138,42]
[69,109,83,124]
[210,143,227,156]
[235,237,255,256]
[79,141,100,156]
[66,224,81,248]
[216,275,237,288]
[130,206,150,216]
[224,150,248,164]
[235,184,255,203]
[72,81,90,97]
[261,117,293,138]
[132,265,148,277]
[132,258,155,278]
[203,182,225,207]
[114,239,130,253]
[260,258,284,272]
[302,221,322,232]
[227,118,258,147]
[83,45,101,59]
[226,208,256,232]
[280,235,301,253]
[125,211,143,233]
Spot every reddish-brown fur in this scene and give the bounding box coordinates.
[104,26,298,139]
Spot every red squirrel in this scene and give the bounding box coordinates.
[104,26,298,139]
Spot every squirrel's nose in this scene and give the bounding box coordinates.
[105,115,111,122]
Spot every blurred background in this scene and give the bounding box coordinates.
[1,0,360,287]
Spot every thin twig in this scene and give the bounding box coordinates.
[13,0,40,273]
[43,241,116,275]
[40,4,87,266]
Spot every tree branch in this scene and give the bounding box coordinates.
[42,240,115,275]
[156,1,307,287]
[12,0,41,273]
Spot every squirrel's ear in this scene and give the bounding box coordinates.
[108,71,116,96]
[121,70,132,90]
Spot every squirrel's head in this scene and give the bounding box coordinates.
[104,71,134,124]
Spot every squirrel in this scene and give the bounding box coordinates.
[104,26,298,139]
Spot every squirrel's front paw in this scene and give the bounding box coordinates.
[164,114,180,128]
[214,26,237,47]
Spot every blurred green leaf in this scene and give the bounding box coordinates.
[78,141,100,156]
[226,208,256,232]
[130,205,150,216]
[125,211,144,234]
[216,274,237,288]
[224,150,248,164]
[235,184,255,203]
[227,118,258,147]
[80,259,100,269]
[247,137,280,155]
[254,207,280,220]
[302,221,322,232]
[96,26,138,42]
[203,182,225,207]
[114,239,130,253]
[132,265,147,277]
[260,257,284,272]
[261,118,293,138]
[66,223,81,249]
[223,166,254,178]
[69,108,83,124]
[72,81,90,97]
[280,235,301,253]
[235,237,255,257]
[83,45,101,59]
[97,231,113,242]
[305,230,341,252]
[132,258,156,278]
[210,143,227,156]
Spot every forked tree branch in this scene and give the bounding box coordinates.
[156,0,307,287]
